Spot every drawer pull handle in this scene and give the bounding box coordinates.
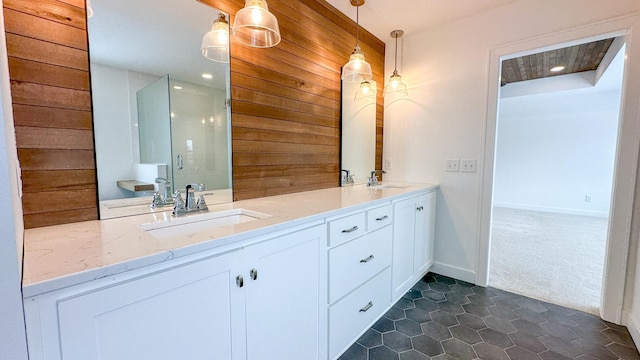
[359,301,373,312]
[236,275,244,288]
[375,215,389,221]
[250,269,258,281]
[417,206,424,211]
[360,255,375,263]
[342,226,359,233]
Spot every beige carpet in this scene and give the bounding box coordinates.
[489,207,608,315]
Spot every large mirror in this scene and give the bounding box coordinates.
[341,81,377,185]
[88,0,233,218]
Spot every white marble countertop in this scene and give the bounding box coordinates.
[23,182,437,297]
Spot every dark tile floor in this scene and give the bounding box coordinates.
[339,273,640,360]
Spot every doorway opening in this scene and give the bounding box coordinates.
[488,37,626,315]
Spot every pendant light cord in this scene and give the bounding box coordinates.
[394,33,398,72]
[355,6,360,47]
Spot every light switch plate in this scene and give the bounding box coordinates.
[461,159,477,173]
[384,158,392,170]
[446,159,460,172]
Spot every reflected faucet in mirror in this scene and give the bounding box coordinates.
[341,169,355,186]
[150,177,174,208]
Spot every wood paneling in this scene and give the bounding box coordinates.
[5,0,384,227]
[3,0,96,228]
[17,149,95,170]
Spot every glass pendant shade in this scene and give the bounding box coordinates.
[342,47,373,83]
[354,80,376,101]
[385,70,408,97]
[201,13,230,63]
[232,0,281,48]
[385,29,408,97]
[86,0,93,18]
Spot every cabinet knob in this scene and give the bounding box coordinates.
[342,226,359,234]
[360,255,375,263]
[417,206,424,211]
[375,215,389,221]
[359,301,374,312]
[250,269,258,281]
[236,275,244,288]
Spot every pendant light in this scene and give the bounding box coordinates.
[385,30,408,97]
[341,0,372,83]
[232,0,281,48]
[86,0,93,18]
[201,13,230,63]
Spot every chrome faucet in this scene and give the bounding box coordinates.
[185,183,206,209]
[173,183,208,216]
[367,170,386,187]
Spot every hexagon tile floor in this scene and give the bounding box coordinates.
[338,273,640,360]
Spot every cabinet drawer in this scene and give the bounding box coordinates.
[328,212,366,246]
[329,268,391,359]
[329,226,392,303]
[367,204,392,232]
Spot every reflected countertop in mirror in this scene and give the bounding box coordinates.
[88,0,233,219]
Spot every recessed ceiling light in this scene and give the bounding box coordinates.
[550,66,565,72]
[202,73,213,79]
[173,85,183,90]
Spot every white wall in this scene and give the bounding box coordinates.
[0,2,28,356]
[382,0,640,284]
[91,63,160,200]
[494,89,621,217]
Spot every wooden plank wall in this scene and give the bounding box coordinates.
[2,0,384,227]
[3,0,98,228]
[201,0,385,200]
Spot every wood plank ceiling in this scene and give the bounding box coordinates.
[3,0,385,228]
[501,38,615,85]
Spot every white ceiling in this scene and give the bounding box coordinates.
[88,0,228,89]
[324,0,521,41]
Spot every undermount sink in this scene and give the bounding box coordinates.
[139,208,271,238]
[368,184,408,190]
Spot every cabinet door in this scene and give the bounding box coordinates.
[392,197,417,301]
[414,192,436,276]
[57,251,246,360]
[244,225,324,360]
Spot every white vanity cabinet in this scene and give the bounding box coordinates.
[392,190,436,301]
[327,204,393,359]
[244,225,324,360]
[25,250,247,360]
[22,184,439,360]
[24,224,326,360]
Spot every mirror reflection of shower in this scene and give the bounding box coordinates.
[137,76,231,195]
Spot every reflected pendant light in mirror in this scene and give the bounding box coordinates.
[354,80,376,101]
[201,13,230,63]
[232,0,281,48]
[385,29,408,97]
[341,0,373,82]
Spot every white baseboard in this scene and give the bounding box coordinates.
[430,262,476,284]
[493,202,609,218]
[626,311,640,350]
